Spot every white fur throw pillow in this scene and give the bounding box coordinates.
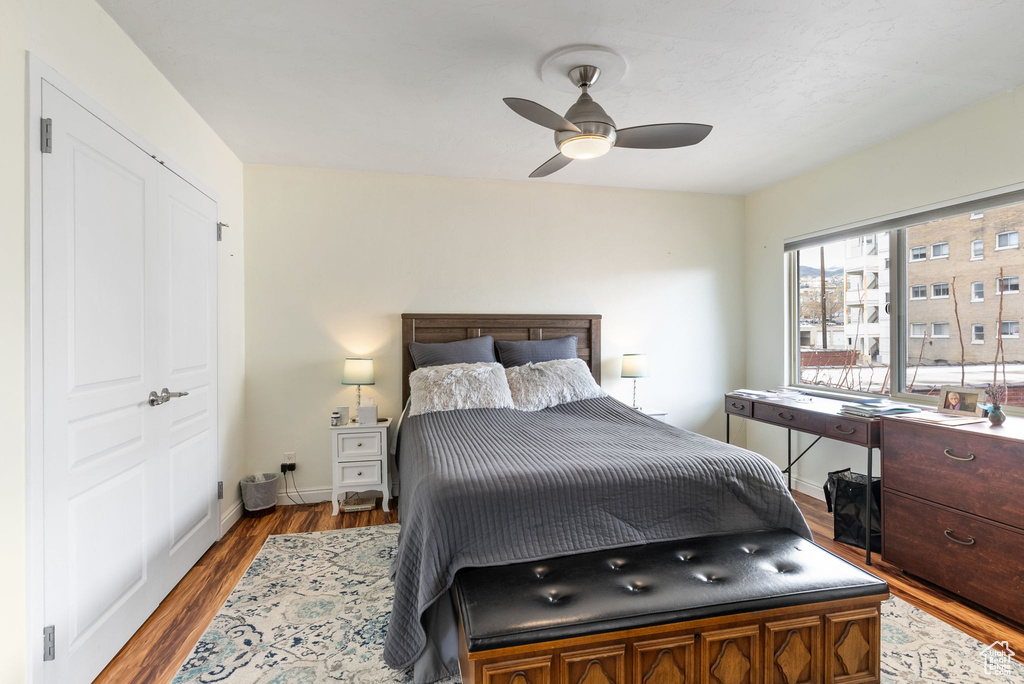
[505,358,606,411]
[408,362,515,416]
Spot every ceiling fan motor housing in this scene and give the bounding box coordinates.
[555,91,617,148]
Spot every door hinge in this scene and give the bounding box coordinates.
[217,481,224,500]
[41,118,53,154]
[43,625,55,661]
[217,222,228,242]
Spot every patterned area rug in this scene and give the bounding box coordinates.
[173,525,1023,683]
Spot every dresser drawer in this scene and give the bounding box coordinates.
[752,402,823,433]
[335,460,382,487]
[336,431,383,459]
[724,396,753,417]
[882,419,1024,528]
[823,416,874,446]
[882,491,1024,623]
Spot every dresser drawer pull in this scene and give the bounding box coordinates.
[730,402,745,410]
[944,529,976,546]
[943,448,975,462]
[777,412,795,421]
[833,424,856,435]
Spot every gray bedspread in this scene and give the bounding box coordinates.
[383,396,811,677]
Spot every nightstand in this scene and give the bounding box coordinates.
[330,418,391,515]
[640,408,668,422]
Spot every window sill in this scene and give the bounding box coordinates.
[971,340,985,345]
[932,335,950,339]
[996,291,1020,295]
[931,295,950,299]
[971,298,985,303]
[970,256,984,261]
[930,255,949,260]
[995,245,1019,251]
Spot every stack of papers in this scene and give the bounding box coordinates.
[732,389,777,398]
[891,412,986,426]
[839,402,920,418]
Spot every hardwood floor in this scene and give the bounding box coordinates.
[96,491,1022,683]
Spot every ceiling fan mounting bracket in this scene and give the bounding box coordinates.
[539,45,626,94]
[568,65,600,89]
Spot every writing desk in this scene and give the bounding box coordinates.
[724,392,881,564]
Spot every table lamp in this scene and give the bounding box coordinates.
[621,353,649,409]
[342,357,375,413]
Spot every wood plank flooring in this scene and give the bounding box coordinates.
[95,491,1022,683]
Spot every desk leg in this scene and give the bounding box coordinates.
[866,447,873,566]
[726,414,730,444]
[786,429,792,490]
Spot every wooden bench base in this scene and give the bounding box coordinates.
[458,594,885,684]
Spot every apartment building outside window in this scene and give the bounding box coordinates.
[787,191,1024,408]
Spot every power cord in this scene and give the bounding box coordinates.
[282,469,316,506]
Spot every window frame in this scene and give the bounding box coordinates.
[971,281,984,302]
[972,324,985,344]
[909,323,926,338]
[931,282,950,299]
[910,285,927,300]
[996,230,1019,250]
[1000,321,1020,339]
[909,246,927,262]
[930,242,949,259]
[931,322,950,338]
[996,276,1020,295]
[971,239,984,260]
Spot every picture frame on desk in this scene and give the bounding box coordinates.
[937,385,985,417]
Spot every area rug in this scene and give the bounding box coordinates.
[173,525,1023,683]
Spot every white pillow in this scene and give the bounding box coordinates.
[505,358,606,411]
[408,362,515,416]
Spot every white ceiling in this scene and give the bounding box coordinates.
[98,0,1024,194]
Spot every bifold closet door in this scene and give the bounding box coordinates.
[40,80,219,684]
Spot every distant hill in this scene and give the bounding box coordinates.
[799,265,845,278]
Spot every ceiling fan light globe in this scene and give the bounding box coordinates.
[559,135,612,160]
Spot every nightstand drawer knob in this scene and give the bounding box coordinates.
[357,471,363,476]
[357,442,363,447]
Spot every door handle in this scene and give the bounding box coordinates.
[148,388,190,406]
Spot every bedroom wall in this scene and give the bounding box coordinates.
[244,164,746,498]
[743,84,1024,495]
[0,0,246,679]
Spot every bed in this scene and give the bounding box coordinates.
[385,314,812,682]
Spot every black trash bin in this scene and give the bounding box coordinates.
[823,468,881,552]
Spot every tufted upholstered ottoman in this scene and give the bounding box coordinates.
[454,529,888,684]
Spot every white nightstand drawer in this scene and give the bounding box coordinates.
[336,431,382,458]
[335,460,382,487]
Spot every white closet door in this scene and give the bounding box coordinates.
[40,80,218,684]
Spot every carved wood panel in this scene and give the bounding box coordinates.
[561,645,625,684]
[825,608,880,684]
[633,635,696,684]
[481,655,553,684]
[700,625,761,684]
[765,617,822,684]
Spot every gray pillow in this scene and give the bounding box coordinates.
[495,335,578,368]
[409,335,496,369]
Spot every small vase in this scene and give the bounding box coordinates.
[988,405,1006,427]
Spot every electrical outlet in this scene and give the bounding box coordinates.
[280,462,296,473]
[284,452,296,464]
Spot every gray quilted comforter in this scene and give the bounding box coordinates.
[383,396,811,678]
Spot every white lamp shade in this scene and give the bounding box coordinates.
[621,354,649,378]
[342,357,375,385]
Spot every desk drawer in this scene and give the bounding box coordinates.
[335,460,382,488]
[724,396,753,417]
[882,491,1024,624]
[337,431,383,458]
[823,417,874,446]
[882,420,1024,528]
[752,402,823,433]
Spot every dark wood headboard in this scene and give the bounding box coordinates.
[401,313,602,405]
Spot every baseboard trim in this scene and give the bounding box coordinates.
[277,486,333,506]
[220,499,243,537]
[791,475,826,502]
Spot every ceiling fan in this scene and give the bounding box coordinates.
[504,65,712,178]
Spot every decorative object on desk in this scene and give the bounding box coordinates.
[937,385,985,417]
[985,384,1007,426]
[620,353,648,409]
[335,406,350,424]
[342,357,375,411]
[358,398,378,426]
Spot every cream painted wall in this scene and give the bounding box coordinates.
[743,85,1024,492]
[244,164,746,495]
[0,0,245,680]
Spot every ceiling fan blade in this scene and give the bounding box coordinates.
[529,153,573,178]
[504,98,581,133]
[614,123,713,149]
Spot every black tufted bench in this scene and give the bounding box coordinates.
[454,529,888,684]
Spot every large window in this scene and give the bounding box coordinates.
[788,193,1024,409]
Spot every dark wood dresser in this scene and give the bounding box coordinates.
[880,415,1024,624]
